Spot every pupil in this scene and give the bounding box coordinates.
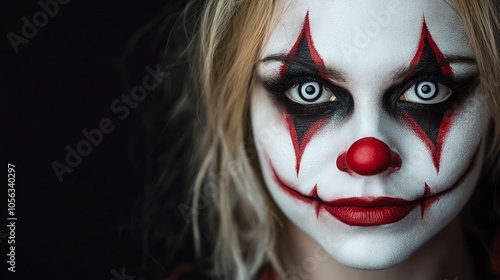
[305,85,316,95]
[421,85,431,93]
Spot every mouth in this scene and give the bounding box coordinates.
[266,145,480,227]
[322,197,421,226]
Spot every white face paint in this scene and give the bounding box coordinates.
[250,0,490,269]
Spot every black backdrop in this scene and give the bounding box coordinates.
[2,1,176,279]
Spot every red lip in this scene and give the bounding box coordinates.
[267,144,479,227]
[322,197,419,226]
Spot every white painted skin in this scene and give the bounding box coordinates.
[250,0,491,271]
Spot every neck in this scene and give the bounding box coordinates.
[283,215,475,280]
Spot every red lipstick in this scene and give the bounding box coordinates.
[322,197,418,226]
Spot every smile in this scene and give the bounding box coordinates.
[266,145,479,227]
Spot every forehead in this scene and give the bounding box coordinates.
[262,0,473,81]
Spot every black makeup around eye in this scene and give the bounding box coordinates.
[261,74,354,120]
[383,71,480,117]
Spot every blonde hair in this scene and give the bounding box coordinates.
[455,0,500,177]
[188,1,279,279]
[177,1,500,279]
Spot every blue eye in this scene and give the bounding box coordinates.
[400,81,452,104]
[287,81,337,104]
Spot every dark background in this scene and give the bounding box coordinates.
[2,0,177,279]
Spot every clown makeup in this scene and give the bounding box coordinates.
[250,0,490,270]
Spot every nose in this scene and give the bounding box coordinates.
[336,137,402,176]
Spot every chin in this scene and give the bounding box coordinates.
[316,231,417,270]
[326,242,413,270]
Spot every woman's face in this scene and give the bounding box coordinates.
[250,0,490,269]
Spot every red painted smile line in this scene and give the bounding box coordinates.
[267,145,479,227]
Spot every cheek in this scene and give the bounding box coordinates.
[430,91,489,183]
[424,91,486,171]
[250,84,292,169]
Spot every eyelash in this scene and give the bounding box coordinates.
[263,75,331,95]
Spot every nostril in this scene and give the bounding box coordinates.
[337,137,402,176]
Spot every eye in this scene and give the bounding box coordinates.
[400,81,452,104]
[286,81,337,104]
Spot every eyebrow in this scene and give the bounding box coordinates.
[259,54,347,82]
[260,54,476,83]
[391,55,476,81]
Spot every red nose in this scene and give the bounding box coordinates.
[337,137,401,176]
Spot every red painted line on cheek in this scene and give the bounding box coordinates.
[310,185,321,218]
[402,110,455,173]
[268,155,318,204]
[268,156,326,218]
[285,113,300,173]
[285,113,328,176]
[420,184,432,218]
[435,110,454,168]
